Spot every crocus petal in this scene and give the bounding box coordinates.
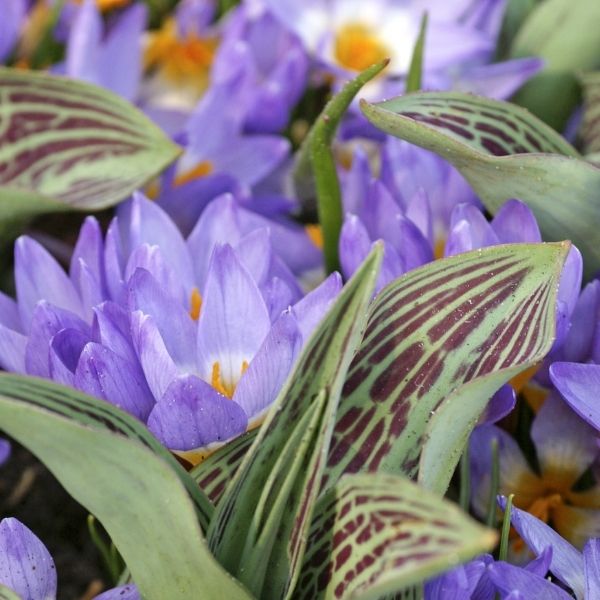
[0,0,25,61]
[196,245,271,387]
[0,290,21,331]
[49,328,90,387]
[339,214,372,281]
[479,384,516,424]
[75,342,156,420]
[555,246,583,345]
[498,498,584,598]
[551,362,600,431]
[130,311,179,402]
[65,0,102,83]
[292,272,342,343]
[147,375,248,450]
[15,237,83,326]
[0,439,10,466]
[531,393,599,487]
[92,302,138,367]
[0,323,27,373]
[488,561,572,599]
[424,555,488,599]
[25,302,90,378]
[94,584,140,600]
[127,269,196,373]
[0,518,57,600]
[584,539,600,599]
[492,199,541,244]
[233,310,302,421]
[70,217,106,303]
[525,545,553,578]
[96,3,147,101]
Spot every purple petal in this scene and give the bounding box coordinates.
[0,290,22,331]
[130,311,179,402]
[0,323,27,373]
[75,342,156,420]
[147,375,247,450]
[92,302,138,367]
[562,280,600,362]
[479,384,516,424]
[15,237,83,326]
[127,269,196,373]
[70,216,106,304]
[196,245,271,388]
[551,362,600,431]
[498,497,584,598]
[25,302,90,378]
[488,561,572,599]
[425,555,489,599]
[492,199,541,244]
[292,272,342,343]
[94,584,140,600]
[0,0,25,61]
[49,327,90,387]
[0,518,57,600]
[65,0,102,83]
[531,393,599,485]
[555,246,583,346]
[339,214,372,281]
[233,310,302,421]
[0,439,11,467]
[584,539,600,599]
[525,545,553,578]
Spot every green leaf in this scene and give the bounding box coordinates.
[405,13,428,94]
[208,246,383,600]
[0,68,180,221]
[580,71,600,154]
[324,242,568,494]
[0,376,252,600]
[293,474,497,600]
[0,585,21,600]
[292,60,388,274]
[360,91,600,279]
[0,374,213,529]
[509,0,600,129]
[191,429,258,505]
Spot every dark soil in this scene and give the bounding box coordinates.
[0,439,110,599]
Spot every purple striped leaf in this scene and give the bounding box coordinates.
[206,246,382,599]
[191,430,257,505]
[581,72,600,155]
[361,92,600,279]
[0,68,180,221]
[294,473,496,600]
[324,242,569,494]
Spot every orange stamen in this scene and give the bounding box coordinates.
[211,360,249,398]
[174,161,214,187]
[305,224,324,249]
[189,288,202,321]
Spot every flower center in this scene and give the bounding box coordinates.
[334,23,390,72]
[211,361,249,398]
[144,18,218,90]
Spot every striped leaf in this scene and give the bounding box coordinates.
[324,243,569,494]
[361,92,600,279]
[191,430,258,505]
[0,374,213,529]
[0,375,252,600]
[0,68,180,222]
[581,72,600,155]
[294,473,497,600]
[207,246,382,600]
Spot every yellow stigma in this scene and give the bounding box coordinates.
[334,23,390,72]
[211,360,249,398]
[144,18,217,90]
[434,237,446,260]
[305,224,324,249]
[189,288,202,321]
[72,0,131,10]
[174,161,214,187]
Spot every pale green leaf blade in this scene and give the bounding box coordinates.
[0,585,20,600]
[324,243,568,493]
[0,68,180,217]
[294,474,497,600]
[0,377,251,600]
[360,92,600,279]
[405,12,428,94]
[191,429,258,505]
[292,60,388,273]
[208,246,383,600]
[580,71,600,154]
[0,374,213,529]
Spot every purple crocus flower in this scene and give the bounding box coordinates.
[498,497,600,599]
[470,394,600,551]
[213,0,309,133]
[0,195,340,462]
[0,517,138,600]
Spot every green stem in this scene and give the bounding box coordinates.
[486,438,500,528]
